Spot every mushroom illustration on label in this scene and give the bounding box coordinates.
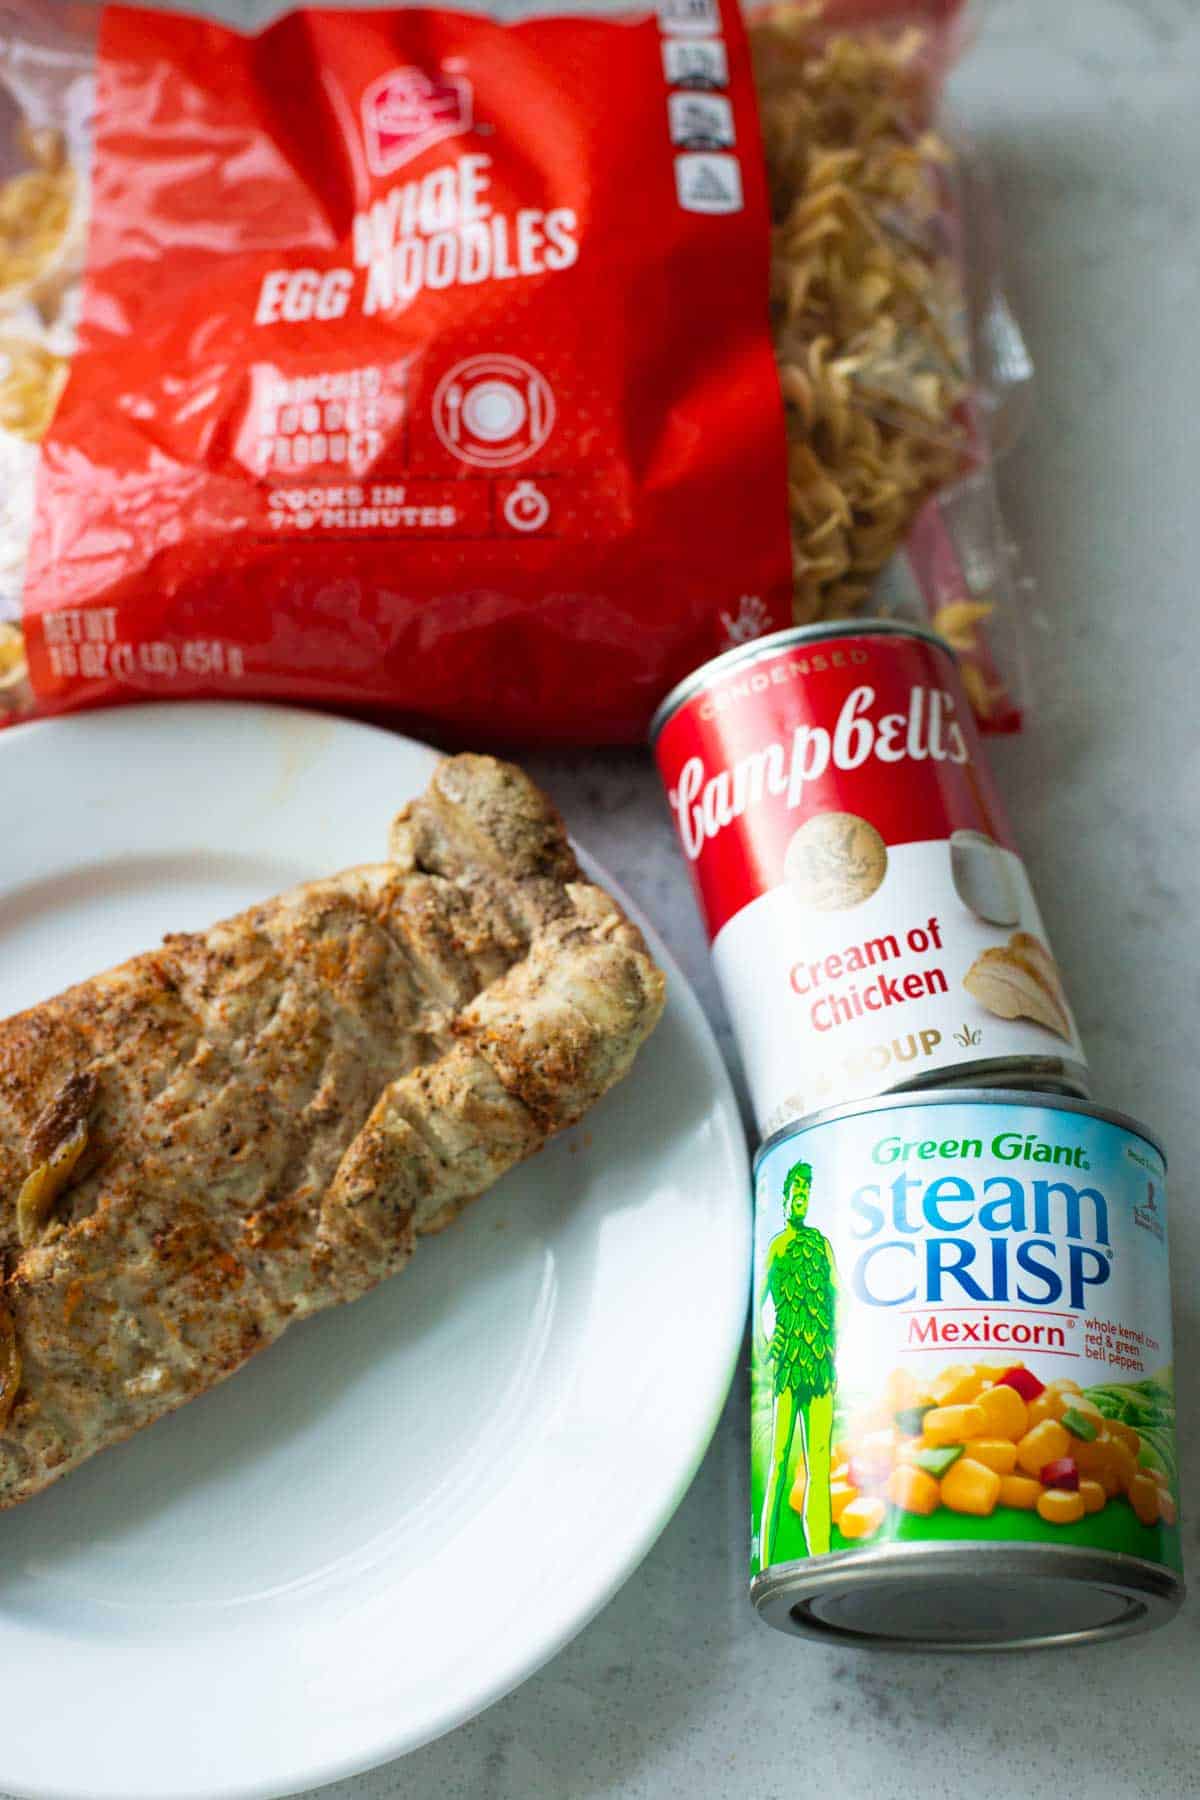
[949,829,1022,926]
[964,930,1073,1041]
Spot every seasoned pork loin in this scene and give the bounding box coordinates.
[0,755,665,1509]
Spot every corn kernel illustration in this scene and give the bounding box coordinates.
[824,1359,1179,1543]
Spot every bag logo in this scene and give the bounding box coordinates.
[361,64,473,176]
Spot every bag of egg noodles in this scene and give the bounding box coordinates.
[0,0,1030,742]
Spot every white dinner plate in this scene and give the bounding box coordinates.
[0,703,749,1800]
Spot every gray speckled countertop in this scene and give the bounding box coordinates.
[311,2,1200,1794]
[0,0,1195,1794]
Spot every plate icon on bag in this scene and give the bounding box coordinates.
[433,355,555,468]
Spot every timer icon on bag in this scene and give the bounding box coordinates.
[502,480,551,533]
[433,354,555,468]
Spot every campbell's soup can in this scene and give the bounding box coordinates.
[750,1090,1183,1648]
[650,622,1089,1135]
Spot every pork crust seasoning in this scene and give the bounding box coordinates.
[751,5,971,625]
[0,755,665,1508]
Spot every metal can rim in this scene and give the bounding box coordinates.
[757,1058,1093,1141]
[648,619,958,747]
[753,1086,1167,1173]
[750,1540,1184,1651]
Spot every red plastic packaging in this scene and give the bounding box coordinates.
[0,0,1025,744]
[3,0,796,741]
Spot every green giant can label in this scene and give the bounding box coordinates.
[751,1092,1182,1587]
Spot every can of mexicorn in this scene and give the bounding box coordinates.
[750,1088,1183,1649]
[650,623,1089,1138]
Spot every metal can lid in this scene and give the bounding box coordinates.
[648,618,957,747]
[751,1543,1184,1650]
[754,1086,1167,1174]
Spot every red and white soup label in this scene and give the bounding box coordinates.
[654,630,1088,1132]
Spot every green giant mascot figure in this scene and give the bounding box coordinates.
[758,1158,839,1567]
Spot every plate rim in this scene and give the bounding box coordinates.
[0,701,750,1800]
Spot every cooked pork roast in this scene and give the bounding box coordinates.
[0,755,665,1508]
